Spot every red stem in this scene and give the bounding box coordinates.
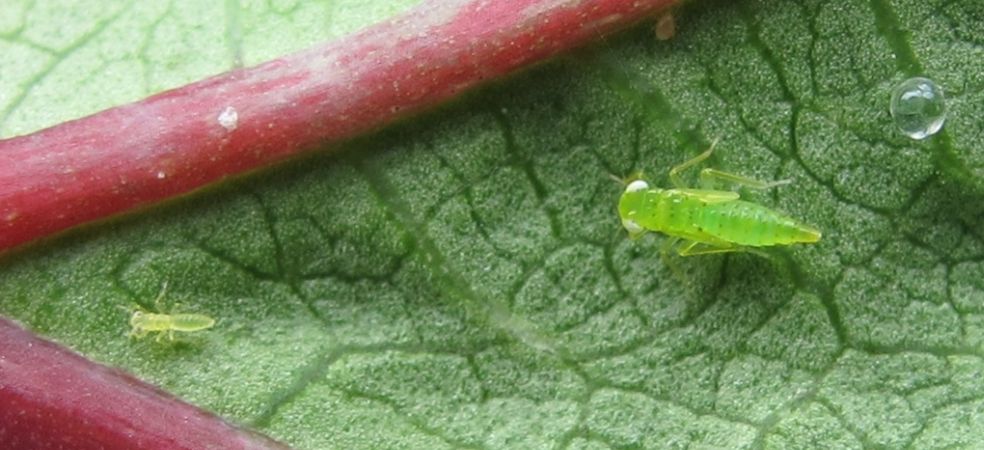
[0,317,289,449]
[0,0,676,253]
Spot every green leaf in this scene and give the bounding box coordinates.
[2,0,984,449]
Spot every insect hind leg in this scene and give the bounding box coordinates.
[659,237,697,286]
[676,240,742,256]
[677,241,774,260]
[669,138,719,188]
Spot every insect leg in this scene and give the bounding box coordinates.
[677,241,776,260]
[625,225,648,240]
[659,237,680,259]
[669,138,719,188]
[676,240,743,256]
[698,168,791,191]
[658,237,691,284]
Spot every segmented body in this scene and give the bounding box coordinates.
[130,311,215,333]
[619,184,820,249]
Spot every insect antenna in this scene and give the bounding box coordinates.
[608,170,646,187]
[116,303,145,314]
[153,281,169,312]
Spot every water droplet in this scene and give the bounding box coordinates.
[890,77,946,140]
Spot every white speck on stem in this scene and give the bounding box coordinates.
[217,106,238,131]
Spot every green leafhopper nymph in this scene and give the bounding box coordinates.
[618,140,821,256]
[122,282,216,341]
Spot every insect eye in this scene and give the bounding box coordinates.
[622,218,644,234]
[626,180,649,193]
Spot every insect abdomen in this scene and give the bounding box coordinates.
[170,314,216,331]
[699,201,820,246]
[132,313,173,332]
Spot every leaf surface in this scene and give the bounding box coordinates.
[2,1,983,449]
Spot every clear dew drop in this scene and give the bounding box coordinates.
[889,77,946,140]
